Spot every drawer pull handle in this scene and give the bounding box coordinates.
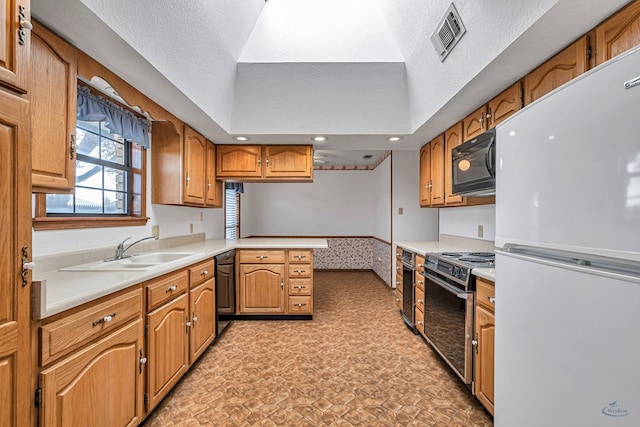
[488,297,496,304]
[166,285,178,293]
[294,255,306,259]
[294,270,306,273]
[201,270,209,276]
[92,313,116,327]
[256,255,268,259]
[294,285,305,289]
[294,303,307,307]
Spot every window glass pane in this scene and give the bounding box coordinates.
[75,187,104,214]
[77,119,100,134]
[46,194,74,214]
[76,128,100,157]
[104,191,126,214]
[100,122,122,142]
[104,167,126,191]
[101,138,125,164]
[76,161,103,189]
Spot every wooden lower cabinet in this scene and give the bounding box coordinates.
[474,277,496,415]
[146,293,189,411]
[39,320,145,427]
[239,264,285,313]
[189,278,216,364]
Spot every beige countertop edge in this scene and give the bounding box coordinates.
[33,238,328,320]
[472,268,496,282]
[394,241,473,255]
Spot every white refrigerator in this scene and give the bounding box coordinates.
[494,46,640,426]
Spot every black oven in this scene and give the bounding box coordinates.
[422,268,474,388]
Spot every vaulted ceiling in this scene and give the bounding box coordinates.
[32,0,630,164]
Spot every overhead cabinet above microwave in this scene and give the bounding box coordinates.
[216,145,313,182]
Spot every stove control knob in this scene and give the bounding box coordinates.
[452,266,459,277]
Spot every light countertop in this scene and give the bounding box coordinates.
[471,268,495,282]
[33,238,328,320]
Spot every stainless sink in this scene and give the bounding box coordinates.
[60,252,203,272]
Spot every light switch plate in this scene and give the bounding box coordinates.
[478,225,484,238]
[151,225,160,238]
[398,207,403,215]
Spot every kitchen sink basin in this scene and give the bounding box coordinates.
[60,252,203,272]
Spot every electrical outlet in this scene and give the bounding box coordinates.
[151,225,160,238]
[200,211,203,221]
[190,223,194,233]
[478,225,484,238]
[398,207,403,215]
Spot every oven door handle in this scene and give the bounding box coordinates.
[425,271,467,296]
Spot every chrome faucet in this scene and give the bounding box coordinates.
[106,235,159,262]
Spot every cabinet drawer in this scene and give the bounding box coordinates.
[189,259,214,285]
[289,250,312,264]
[288,296,312,314]
[415,307,425,336]
[289,264,311,278]
[289,279,312,296]
[146,270,189,311]
[414,271,425,291]
[415,286,425,313]
[239,250,285,264]
[40,288,142,366]
[416,254,425,274]
[476,278,496,312]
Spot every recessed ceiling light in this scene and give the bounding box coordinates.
[234,136,250,141]
[386,136,403,142]
[312,136,328,142]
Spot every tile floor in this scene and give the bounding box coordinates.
[142,271,493,426]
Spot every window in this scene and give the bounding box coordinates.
[46,120,137,216]
[225,188,240,239]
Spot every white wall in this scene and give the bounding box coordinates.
[392,150,439,242]
[32,150,225,257]
[372,157,391,241]
[439,204,496,241]
[241,169,379,237]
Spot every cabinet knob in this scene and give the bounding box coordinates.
[417,280,424,285]
[192,313,198,324]
[20,18,32,30]
[201,270,209,276]
[92,312,117,327]
[417,299,423,304]
[186,321,191,327]
[488,297,496,304]
[166,285,177,293]
[396,281,400,285]
[294,303,306,307]
[472,339,478,347]
[23,261,36,270]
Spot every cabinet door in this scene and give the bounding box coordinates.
[205,142,222,207]
[216,264,234,314]
[596,0,640,65]
[462,105,487,142]
[31,21,77,192]
[0,0,29,92]
[0,86,30,427]
[239,264,285,314]
[189,279,215,364]
[263,145,313,179]
[39,320,145,427]
[488,81,522,128]
[429,134,445,206]
[183,126,206,205]
[419,144,431,207]
[523,36,589,105]
[216,145,262,178]
[475,305,495,415]
[444,123,464,205]
[146,293,189,411]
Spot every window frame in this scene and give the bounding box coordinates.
[33,122,149,231]
[224,189,240,239]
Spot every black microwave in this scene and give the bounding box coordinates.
[451,129,496,196]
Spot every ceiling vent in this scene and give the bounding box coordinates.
[430,3,466,62]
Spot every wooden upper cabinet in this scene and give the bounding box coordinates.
[216,144,313,181]
[31,21,77,193]
[205,142,222,207]
[462,105,487,142]
[0,0,30,92]
[523,35,589,105]
[429,134,445,206]
[487,81,522,128]
[183,126,206,205]
[419,144,431,207]
[595,0,640,65]
[444,123,464,205]
[216,145,262,178]
[264,145,313,179]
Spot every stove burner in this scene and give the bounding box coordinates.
[469,252,494,258]
[458,257,492,263]
[441,252,463,257]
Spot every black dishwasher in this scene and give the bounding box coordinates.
[214,249,236,335]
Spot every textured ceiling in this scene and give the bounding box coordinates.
[31,0,631,165]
